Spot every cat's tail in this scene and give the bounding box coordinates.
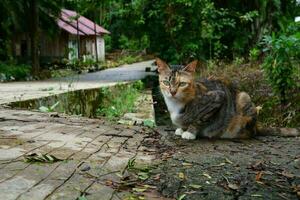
[256,125,300,137]
[255,106,299,137]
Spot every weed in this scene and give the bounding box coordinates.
[24,153,62,163]
[96,81,144,120]
[39,101,60,113]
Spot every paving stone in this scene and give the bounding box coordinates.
[0,176,36,200]
[0,107,158,199]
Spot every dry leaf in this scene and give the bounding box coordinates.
[251,194,262,197]
[153,174,160,180]
[182,162,193,167]
[105,180,113,186]
[132,187,147,193]
[212,162,226,167]
[189,184,202,189]
[202,173,212,179]
[255,171,263,182]
[178,172,185,180]
[228,183,239,190]
[225,158,233,164]
[281,171,294,178]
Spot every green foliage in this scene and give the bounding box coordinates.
[39,102,60,113]
[0,0,62,61]
[97,81,144,120]
[118,34,149,51]
[104,35,112,52]
[249,47,260,62]
[261,23,300,104]
[101,0,300,63]
[0,62,31,81]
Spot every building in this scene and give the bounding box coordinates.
[13,9,110,64]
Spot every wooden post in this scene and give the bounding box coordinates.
[76,14,80,59]
[94,10,98,62]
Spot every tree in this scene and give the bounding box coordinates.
[0,0,62,74]
[30,0,40,76]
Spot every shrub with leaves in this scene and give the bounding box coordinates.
[0,62,31,81]
[261,23,300,105]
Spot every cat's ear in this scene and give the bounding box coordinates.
[182,60,198,73]
[156,58,170,73]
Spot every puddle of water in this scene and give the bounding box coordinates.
[8,88,103,118]
[7,77,172,126]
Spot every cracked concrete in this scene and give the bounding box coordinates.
[0,109,159,200]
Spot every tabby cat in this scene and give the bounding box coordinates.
[156,58,300,140]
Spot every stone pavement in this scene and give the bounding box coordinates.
[0,108,163,200]
[0,60,155,105]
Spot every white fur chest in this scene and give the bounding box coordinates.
[163,96,185,127]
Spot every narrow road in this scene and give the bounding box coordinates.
[0,60,155,105]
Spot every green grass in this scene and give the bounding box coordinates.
[96,81,144,120]
[0,62,31,81]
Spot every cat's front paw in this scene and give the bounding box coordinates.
[175,128,184,136]
[181,131,196,140]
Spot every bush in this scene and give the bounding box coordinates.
[0,62,31,81]
[261,23,300,105]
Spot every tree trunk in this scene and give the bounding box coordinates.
[30,0,40,76]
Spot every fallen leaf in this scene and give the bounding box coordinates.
[182,162,193,167]
[138,172,149,180]
[177,194,186,200]
[281,171,294,178]
[132,187,147,193]
[255,171,263,182]
[212,162,226,167]
[178,172,185,180]
[142,184,156,189]
[228,183,239,190]
[105,180,113,186]
[189,184,202,189]
[24,153,62,163]
[251,194,262,197]
[153,174,160,180]
[202,173,212,179]
[225,158,233,164]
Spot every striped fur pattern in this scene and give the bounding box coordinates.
[157,58,257,139]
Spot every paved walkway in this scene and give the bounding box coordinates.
[0,109,162,200]
[0,60,155,105]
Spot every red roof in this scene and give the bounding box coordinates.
[57,9,110,36]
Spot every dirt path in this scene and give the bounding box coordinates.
[148,128,300,200]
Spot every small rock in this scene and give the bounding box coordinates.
[80,164,91,172]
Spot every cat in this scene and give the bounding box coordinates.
[156,58,300,140]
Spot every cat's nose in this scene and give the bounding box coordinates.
[170,90,177,96]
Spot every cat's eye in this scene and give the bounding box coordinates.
[162,80,170,86]
[179,82,188,87]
